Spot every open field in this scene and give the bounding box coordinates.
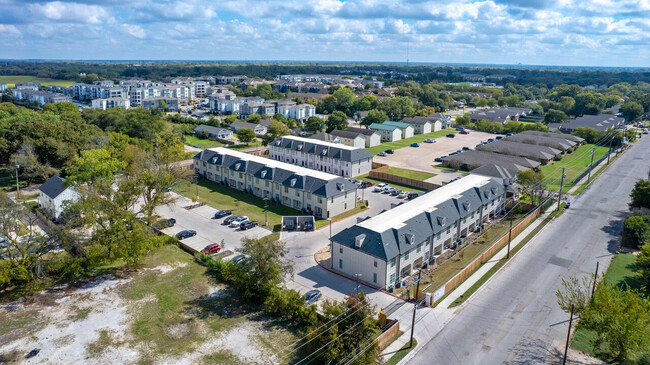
[355,173,427,193]
[0,75,74,88]
[571,253,643,361]
[385,166,436,181]
[366,128,457,155]
[183,135,225,149]
[539,144,610,193]
[0,245,301,364]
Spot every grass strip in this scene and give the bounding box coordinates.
[385,338,417,365]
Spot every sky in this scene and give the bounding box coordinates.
[1,0,650,67]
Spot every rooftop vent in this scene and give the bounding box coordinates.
[355,234,366,247]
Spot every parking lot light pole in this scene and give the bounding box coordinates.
[355,273,362,295]
[557,168,566,212]
[263,198,269,227]
[410,267,423,348]
[328,218,332,268]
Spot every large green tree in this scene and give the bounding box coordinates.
[361,109,388,127]
[236,128,257,145]
[620,100,644,121]
[262,119,290,146]
[304,116,325,133]
[326,111,348,133]
[630,179,650,210]
[544,109,569,124]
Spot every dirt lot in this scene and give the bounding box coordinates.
[375,130,496,184]
[0,245,299,364]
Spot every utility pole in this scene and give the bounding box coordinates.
[263,198,268,226]
[607,137,613,165]
[355,274,362,295]
[15,163,20,200]
[410,267,423,348]
[591,261,599,299]
[562,304,575,365]
[557,168,566,211]
[586,148,595,186]
[328,218,333,269]
[506,215,514,259]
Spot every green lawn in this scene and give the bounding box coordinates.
[175,179,366,231]
[183,135,225,149]
[0,75,74,88]
[229,139,263,150]
[385,338,417,365]
[385,167,435,181]
[366,129,457,155]
[539,144,610,193]
[355,173,427,193]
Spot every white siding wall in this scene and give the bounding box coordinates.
[332,242,388,288]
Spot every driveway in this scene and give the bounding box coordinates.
[156,193,272,254]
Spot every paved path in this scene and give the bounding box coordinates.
[405,136,647,364]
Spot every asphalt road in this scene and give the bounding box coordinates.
[409,138,649,365]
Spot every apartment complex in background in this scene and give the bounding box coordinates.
[269,135,373,177]
[11,89,72,106]
[331,175,506,289]
[193,147,358,218]
[91,97,131,110]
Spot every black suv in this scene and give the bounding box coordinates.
[176,230,197,240]
[240,221,259,230]
[446,134,455,138]
[223,215,240,225]
[385,149,395,154]
[214,210,232,219]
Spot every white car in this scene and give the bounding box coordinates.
[229,216,249,228]
[374,183,388,192]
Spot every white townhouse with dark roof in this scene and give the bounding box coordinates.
[193,148,358,218]
[268,136,373,178]
[38,176,80,220]
[331,175,506,289]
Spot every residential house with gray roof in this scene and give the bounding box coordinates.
[382,121,415,139]
[331,175,505,289]
[269,136,373,177]
[476,140,561,164]
[330,129,366,148]
[368,123,402,142]
[503,133,576,151]
[231,121,268,135]
[442,150,540,174]
[193,148,358,218]
[194,125,234,139]
[38,176,80,220]
[344,127,381,147]
[547,114,625,133]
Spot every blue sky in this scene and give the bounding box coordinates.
[1,0,650,67]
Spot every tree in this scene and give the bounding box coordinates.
[638,243,650,291]
[304,116,325,133]
[621,100,644,121]
[516,170,546,205]
[455,115,471,126]
[630,179,650,210]
[236,128,257,145]
[572,92,606,116]
[333,87,356,112]
[66,149,125,183]
[246,113,261,123]
[223,114,237,125]
[361,109,387,127]
[543,109,569,124]
[0,193,58,289]
[556,96,575,114]
[10,143,59,185]
[622,215,650,249]
[326,111,348,133]
[272,113,287,124]
[239,237,293,296]
[262,120,290,146]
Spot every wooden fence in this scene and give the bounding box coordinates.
[247,149,269,157]
[441,205,542,297]
[368,163,439,191]
[376,319,400,351]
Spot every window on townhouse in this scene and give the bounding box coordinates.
[436,232,441,240]
[339,247,343,254]
[284,186,288,193]
[463,217,467,224]
[344,201,348,209]
[318,197,323,203]
[390,273,395,283]
[339,259,343,269]
[296,190,300,197]
[417,244,422,253]
[265,181,269,187]
[306,192,311,199]
[404,250,409,260]
[230,171,234,176]
[374,260,377,267]
[331,197,334,203]
[373,273,377,283]
[239,173,243,179]
[471,212,475,219]
[446,227,450,234]
[255,178,259,184]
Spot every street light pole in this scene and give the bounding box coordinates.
[562,304,575,365]
[410,267,423,348]
[263,198,268,226]
[328,218,333,269]
[354,273,362,295]
[607,137,613,165]
[506,215,513,259]
[557,168,566,212]
[586,148,595,186]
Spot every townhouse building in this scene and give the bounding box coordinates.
[239,102,275,119]
[382,121,415,139]
[11,89,72,106]
[15,83,40,90]
[193,147,358,218]
[73,83,123,101]
[368,123,402,142]
[91,97,131,110]
[329,130,366,148]
[0,84,8,92]
[331,175,506,289]
[269,135,373,177]
[343,127,382,147]
[277,104,316,121]
[141,97,179,111]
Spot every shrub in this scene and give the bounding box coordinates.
[622,215,650,248]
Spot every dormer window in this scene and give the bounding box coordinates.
[484,191,490,199]
[491,187,497,195]
[298,145,303,151]
[437,216,446,226]
[355,234,366,247]
[405,233,415,245]
[336,183,344,191]
[261,170,267,178]
[235,163,241,170]
[462,202,470,211]
[290,178,297,187]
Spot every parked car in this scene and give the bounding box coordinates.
[165,187,173,192]
[201,243,221,254]
[374,183,388,192]
[229,216,249,228]
[390,189,402,196]
[487,138,495,143]
[385,149,395,154]
[410,143,420,147]
[423,138,436,143]
[359,181,373,188]
[462,146,471,151]
[214,210,232,219]
[304,290,322,305]
[377,152,387,157]
[449,151,458,156]
[176,230,197,240]
[223,215,240,225]
[506,132,516,136]
[349,178,361,184]
[231,255,247,265]
[434,157,444,162]
[382,186,392,194]
[240,220,258,230]
[459,130,469,135]
[407,192,419,199]
[455,127,465,131]
[398,191,408,198]
[496,136,504,140]
[446,133,456,138]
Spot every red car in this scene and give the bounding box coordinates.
[459,130,470,135]
[201,243,221,254]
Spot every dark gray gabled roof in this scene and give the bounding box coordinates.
[194,147,356,198]
[330,129,366,139]
[476,140,561,162]
[39,176,69,199]
[503,133,575,151]
[443,150,540,171]
[346,127,377,136]
[331,175,504,261]
[271,136,372,162]
[400,117,433,126]
[470,164,516,180]
[517,130,584,144]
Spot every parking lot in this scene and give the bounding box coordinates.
[374,130,496,183]
[156,193,273,255]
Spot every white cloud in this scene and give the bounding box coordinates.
[27,1,111,24]
[0,24,20,35]
[123,24,146,38]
